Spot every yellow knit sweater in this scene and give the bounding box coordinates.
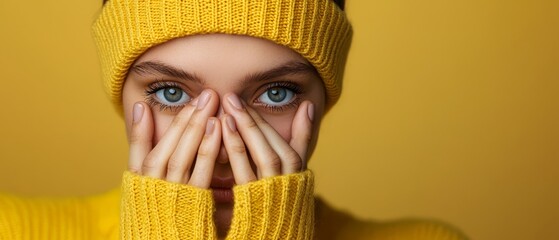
[0,171,466,239]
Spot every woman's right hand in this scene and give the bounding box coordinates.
[127,89,222,189]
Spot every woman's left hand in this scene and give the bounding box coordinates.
[220,93,314,184]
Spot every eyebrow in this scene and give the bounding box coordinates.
[242,61,319,86]
[130,60,318,85]
[130,61,204,84]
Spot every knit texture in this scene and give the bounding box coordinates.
[0,171,467,240]
[120,171,216,239]
[92,0,353,111]
[121,170,315,239]
[228,170,314,239]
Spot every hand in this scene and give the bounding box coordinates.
[220,93,314,184]
[127,89,222,188]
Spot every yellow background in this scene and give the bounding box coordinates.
[0,0,557,239]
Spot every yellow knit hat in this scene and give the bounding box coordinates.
[93,0,352,110]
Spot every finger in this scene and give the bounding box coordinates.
[221,114,257,184]
[128,102,154,174]
[222,93,281,178]
[289,101,314,170]
[188,118,221,188]
[245,107,303,174]
[165,90,219,183]
[141,95,198,178]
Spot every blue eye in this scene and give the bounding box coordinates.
[258,87,295,106]
[154,87,190,106]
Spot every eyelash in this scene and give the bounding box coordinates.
[144,81,189,112]
[254,81,303,113]
[143,80,303,112]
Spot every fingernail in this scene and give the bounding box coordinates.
[205,119,215,135]
[227,94,243,110]
[226,115,237,132]
[307,103,314,122]
[133,103,144,123]
[197,91,211,109]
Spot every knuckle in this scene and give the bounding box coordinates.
[171,115,188,127]
[230,143,247,155]
[286,157,303,172]
[251,113,267,125]
[285,151,302,163]
[244,118,260,131]
[304,132,312,143]
[298,130,312,145]
[142,154,157,168]
[197,146,212,159]
[184,116,204,133]
[128,166,141,174]
[129,125,144,144]
[166,157,184,173]
[142,155,159,171]
[256,120,272,131]
[266,154,282,170]
[170,107,195,128]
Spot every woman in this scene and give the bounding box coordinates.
[0,0,466,239]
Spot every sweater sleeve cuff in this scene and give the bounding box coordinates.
[120,171,217,240]
[227,170,315,240]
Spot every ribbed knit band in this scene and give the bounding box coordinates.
[228,170,315,239]
[120,171,217,239]
[93,0,352,111]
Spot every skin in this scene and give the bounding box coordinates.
[122,34,326,238]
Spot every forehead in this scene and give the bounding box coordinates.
[134,34,309,82]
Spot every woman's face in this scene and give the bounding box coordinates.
[123,33,325,163]
[121,34,325,234]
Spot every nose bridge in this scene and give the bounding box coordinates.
[210,87,233,119]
